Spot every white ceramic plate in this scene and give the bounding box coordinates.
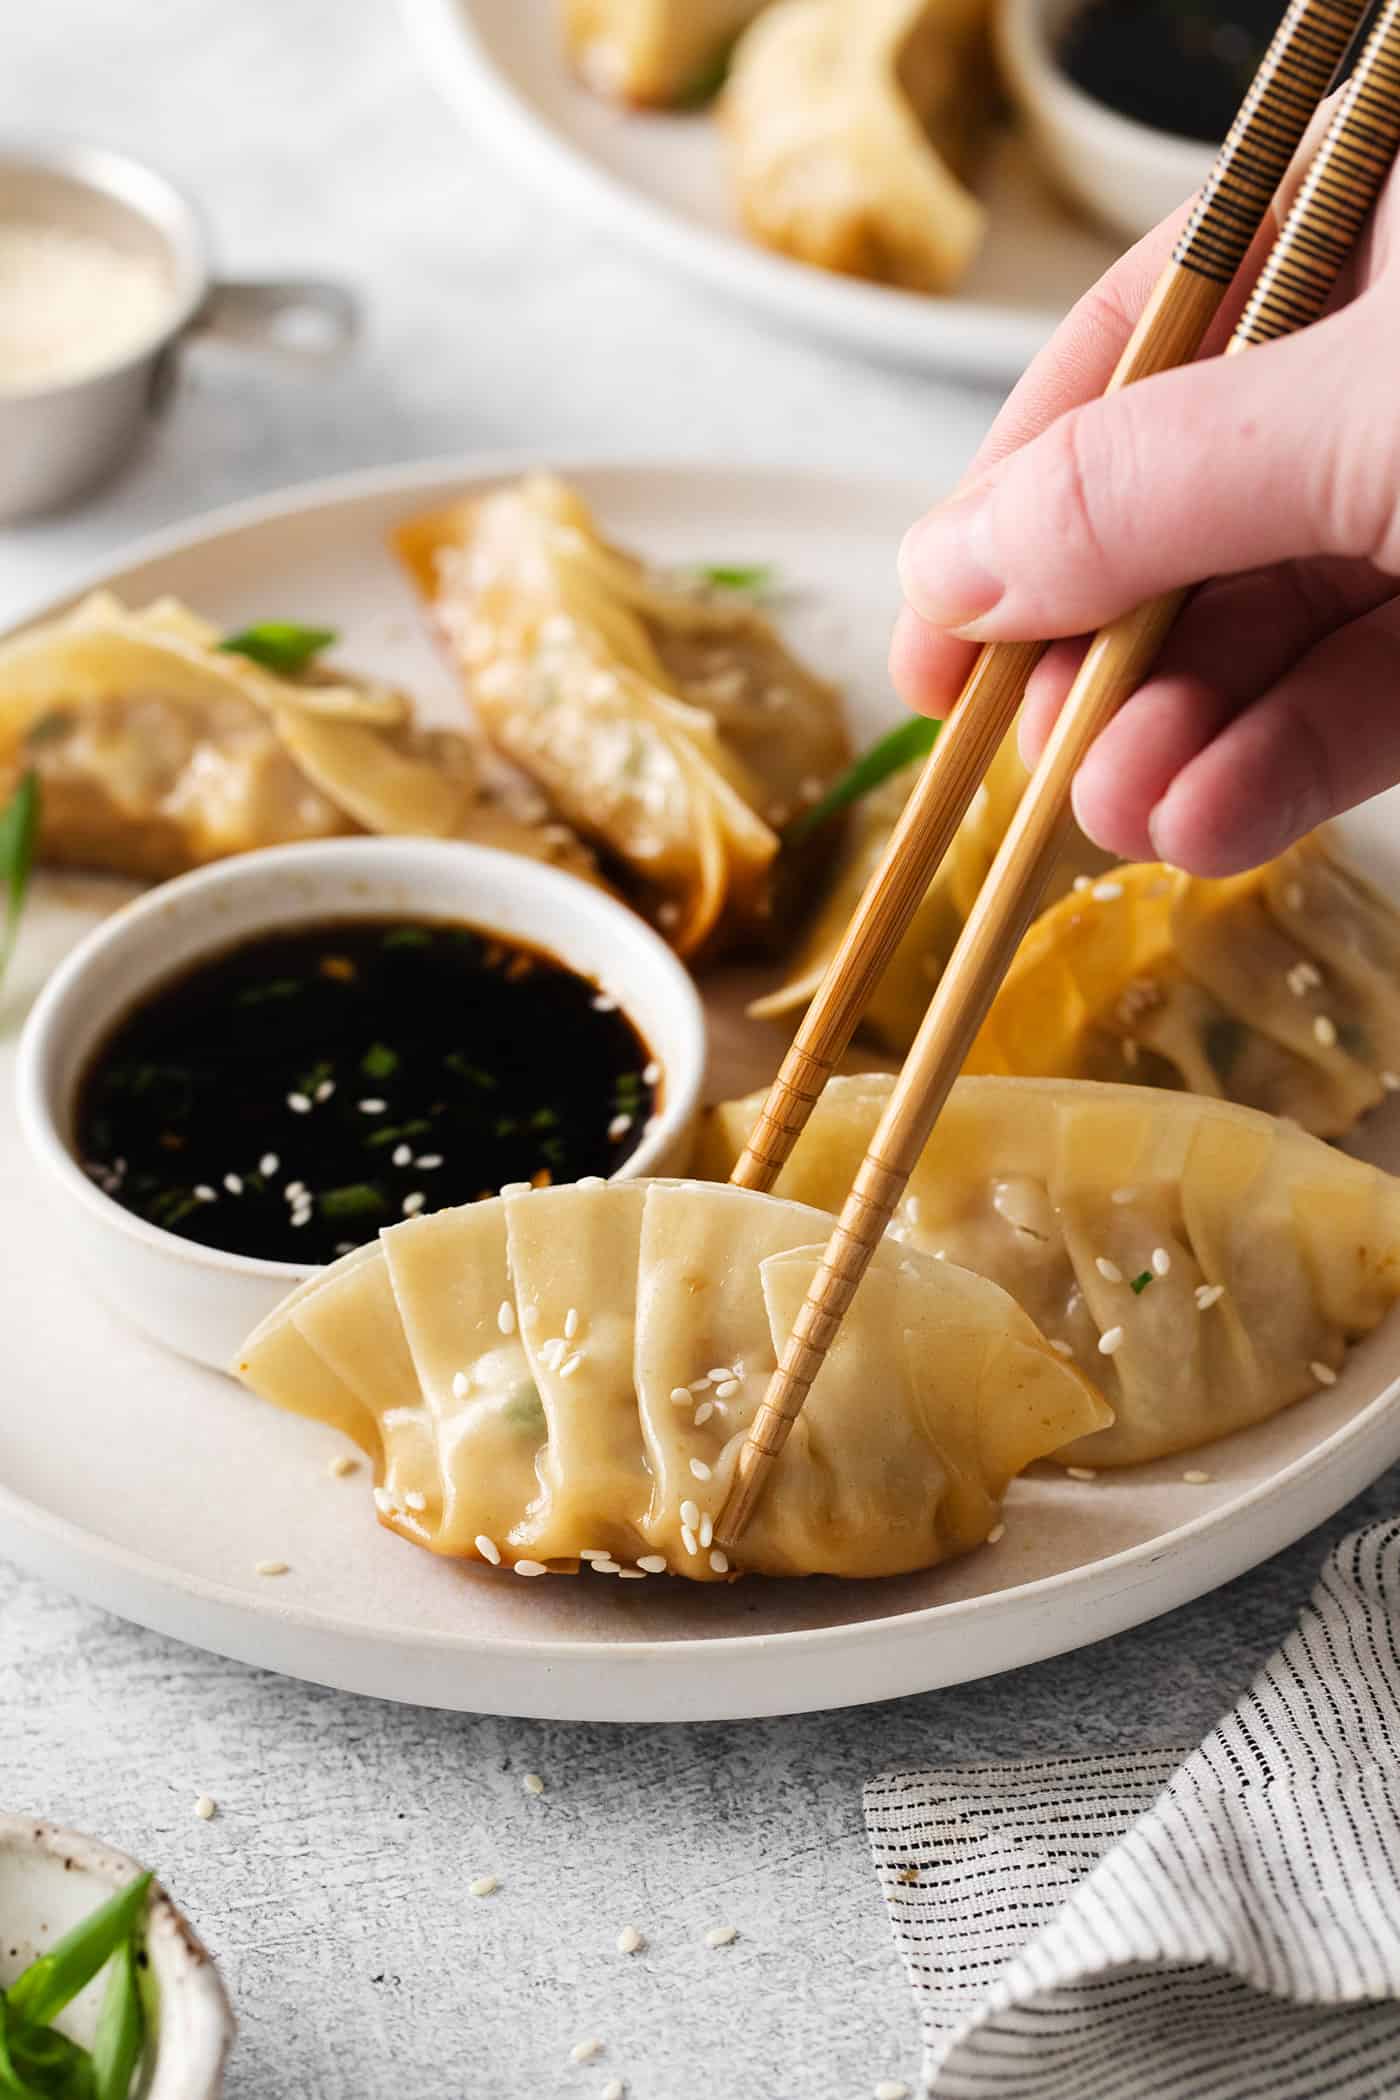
[400,0,1123,382]
[5,455,1400,1723]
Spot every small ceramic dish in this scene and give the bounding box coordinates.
[16,837,708,1372]
[996,0,1216,244]
[0,137,357,521]
[0,1815,233,2098]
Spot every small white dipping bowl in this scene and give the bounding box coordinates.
[0,1815,233,2099]
[997,0,1217,246]
[16,838,707,1372]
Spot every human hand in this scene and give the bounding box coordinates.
[890,167,1400,876]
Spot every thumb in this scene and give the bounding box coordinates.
[897,306,1390,643]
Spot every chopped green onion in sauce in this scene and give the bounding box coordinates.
[76,918,661,1266]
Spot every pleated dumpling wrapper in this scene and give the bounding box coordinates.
[967,834,1400,1138]
[752,726,1107,1052]
[395,474,849,958]
[562,0,770,104]
[700,1074,1400,1467]
[0,591,602,886]
[721,0,995,294]
[235,1178,1106,1581]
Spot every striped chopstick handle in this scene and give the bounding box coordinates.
[1235,0,1400,340]
[1175,0,1366,283]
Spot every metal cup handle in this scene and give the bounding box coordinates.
[189,277,360,361]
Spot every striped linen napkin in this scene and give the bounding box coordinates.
[866,1520,1400,2099]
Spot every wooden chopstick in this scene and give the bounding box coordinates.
[728,0,1367,1198]
[718,0,1400,1550]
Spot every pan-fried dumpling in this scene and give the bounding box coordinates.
[700,1074,1400,1466]
[967,835,1400,1137]
[236,1177,1106,1580]
[395,474,849,958]
[0,591,604,888]
[721,0,995,294]
[752,727,1107,1051]
[562,0,769,104]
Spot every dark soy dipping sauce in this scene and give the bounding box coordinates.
[1059,0,1273,144]
[76,918,660,1267]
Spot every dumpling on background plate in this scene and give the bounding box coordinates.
[561,0,770,104]
[966,835,1400,1138]
[721,0,996,294]
[751,724,1107,1051]
[0,591,603,887]
[700,1074,1400,1467]
[395,473,849,959]
[236,1177,1107,1581]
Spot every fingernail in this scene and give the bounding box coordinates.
[898,482,1003,635]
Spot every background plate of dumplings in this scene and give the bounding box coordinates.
[401,0,1122,383]
[5,455,1400,1721]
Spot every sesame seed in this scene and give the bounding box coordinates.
[193,1794,216,1821]
[670,1386,692,1406]
[1151,1247,1172,1277]
[1182,1469,1213,1484]
[1091,880,1124,902]
[334,1241,355,1257]
[643,1060,662,1085]
[577,1175,605,1189]
[372,1487,395,1514]
[706,1366,732,1384]
[1311,1360,1338,1386]
[559,1351,585,1379]
[1284,882,1304,911]
[1066,1465,1097,1481]
[416,1153,444,1170]
[1049,1338,1075,1357]
[693,1400,715,1426]
[315,1080,336,1103]
[328,1454,358,1479]
[608,1114,633,1141]
[616,1926,643,1955]
[452,1371,470,1401]
[986,1522,1006,1544]
[680,1499,700,1529]
[402,1191,427,1216]
[592,992,619,1012]
[469,1875,498,1897]
[689,1376,712,1393]
[500,1180,532,1197]
[1111,1187,1137,1206]
[681,1526,698,1556]
[564,1307,580,1340]
[259,1153,279,1177]
[618,1568,646,1580]
[1195,1283,1225,1309]
[287,1091,312,1114]
[714,1378,741,1399]
[475,1534,501,1564]
[393,1143,413,1166]
[689,1457,712,1481]
[220,1172,243,1196]
[1313,1013,1339,1048]
[404,1490,427,1512]
[1095,1257,1123,1283]
[514,1560,548,1577]
[193,1184,217,1203]
[570,2039,601,2064]
[709,1549,729,1574]
[874,2083,910,2100]
[704,1925,738,1948]
[637,1555,667,1574]
[358,1096,386,1114]
[601,2082,625,2100]
[290,1209,312,1229]
[580,1548,609,1561]
[497,1299,516,1335]
[1073,874,1092,893]
[255,1560,289,1577]
[1384,1072,1400,1091]
[285,1180,307,1201]
[1098,1326,1125,1356]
